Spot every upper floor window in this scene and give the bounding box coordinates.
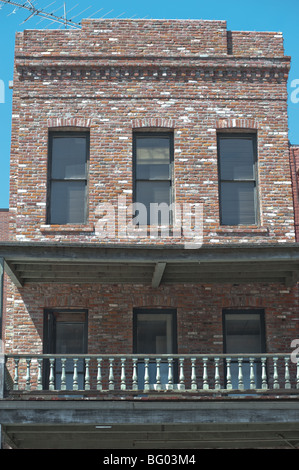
[217,133,257,225]
[47,132,89,224]
[133,132,174,225]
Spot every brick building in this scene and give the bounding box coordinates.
[0,19,299,449]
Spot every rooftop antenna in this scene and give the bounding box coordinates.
[0,0,107,29]
[0,0,144,29]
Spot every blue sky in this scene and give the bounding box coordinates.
[0,0,299,208]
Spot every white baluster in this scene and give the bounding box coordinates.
[109,358,114,391]
[155,358,162,391]
[120,358,126,391]
[144,358,150,391]
[166,357,173,390]
[214,357,221,390]
[25,358,31,391]
[178,358,185,391]
[13,358,19,391]
[49,358,55,391]
[261,357,268,389]
[37,358,43,391]
[226,357,232,390]
[85,358,90,391]
[132,358,138,390]
[238,357,244,390]
[97,358,102,391]
[273,357,279,389]
[73,358,78,390]
[203,357,209,390]
[191,358,197,390]
[284,357,291,389]
[60,358,66,391]
[249,357,256,390]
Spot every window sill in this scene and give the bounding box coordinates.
[40,223,95,233]
[216,226,269,235]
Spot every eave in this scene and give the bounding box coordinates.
[1,242,299,287]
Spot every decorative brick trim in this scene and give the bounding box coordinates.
[47,118,92,128]
[216,118,259,130]
[132,118,176,129]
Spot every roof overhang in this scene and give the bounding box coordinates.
[1,242,299,287]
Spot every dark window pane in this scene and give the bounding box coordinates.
[225,313,263,354]
[136,136,170,179]
[220,182,256,225]
[56,323,85,354]
[136,313,174,354]
[51,136,87,179]
[135,181,171,224]
[50,181,86,224]
[219,138,255,180]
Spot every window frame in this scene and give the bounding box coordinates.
[46,131,90,225]
[132,131,174,226]
[43,309,88,390]
[222,308,266,355]
[133,308,178,355]
[217,132,258,226]
[43,308,89,355]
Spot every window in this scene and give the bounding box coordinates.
[218,133,257,225]
[223,309,265,389]
[133,132,173,225]
[43,309,88,390]
[47,132,89,224]
[133,308,177,388]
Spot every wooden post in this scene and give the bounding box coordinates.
[0,353,4,399]
[0,353,4,449]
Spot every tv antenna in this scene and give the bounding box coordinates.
[0,0,114,29]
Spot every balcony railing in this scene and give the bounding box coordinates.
[3,353,299,396]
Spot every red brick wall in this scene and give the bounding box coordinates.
[0,209,9,345]
[0,209,10,241]
[4,278,298,375]
[4,20,298,363]
[8,19,295,244]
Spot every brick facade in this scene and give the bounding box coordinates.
[3,19,298,367]
[0,210,9,242]
[9,19,294,245]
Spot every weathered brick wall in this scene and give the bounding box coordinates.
[8,19,295,244]
[4,20,298,366]
[0,209,10,345]
[4,278,298,356]
[0,209,10,241]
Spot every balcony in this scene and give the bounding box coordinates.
[3,353,299,398]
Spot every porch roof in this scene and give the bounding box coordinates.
[1,242,299,287]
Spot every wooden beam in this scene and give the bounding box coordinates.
[152,262,166,288]
[4,261,23,288]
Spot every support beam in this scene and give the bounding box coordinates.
[152,262,166,288]
[4,260,23,288]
